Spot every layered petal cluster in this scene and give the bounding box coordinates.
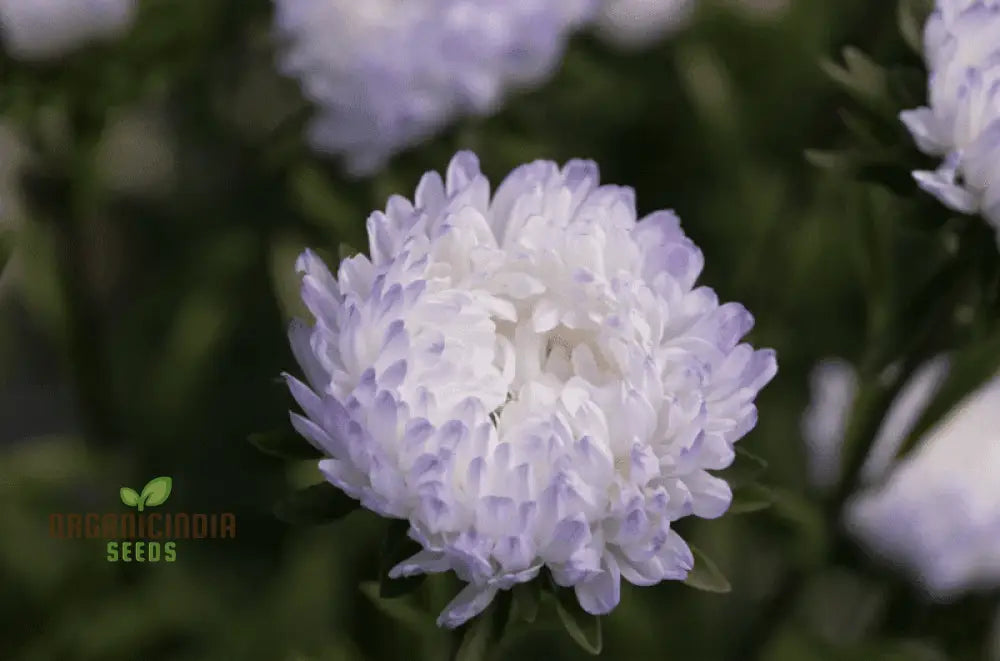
[273,0,597,176]
[901,0,1000,238]
[803,357,1000,597]
[285,151,777,627]
[0,0,137,60]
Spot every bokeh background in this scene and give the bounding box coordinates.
[1,1,997,660]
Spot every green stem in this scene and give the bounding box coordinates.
[46,107,120,447]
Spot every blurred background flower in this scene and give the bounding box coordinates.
[847,371,1000,600]
[0,0,137,60]
[595,0,696,49]
[273,0,597,176]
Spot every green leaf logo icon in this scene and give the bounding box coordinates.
[119,476,172,511]
[120,487,140,508]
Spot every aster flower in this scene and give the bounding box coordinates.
[900,0,1000,239]
[0,0,137,61]
[284,151,777,628]
[273,0,597,176]
[846,371,1000,599]
[801,357,949,490]
[594,0,695,49]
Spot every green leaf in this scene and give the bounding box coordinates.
[274,482,358,525]
[546,576,602,655]
[119,487,140,508]
[454,593,511,661]
[289,165,363,239]
[862,246,969,376]
[248,429,323,460]
[269,233,312,323]
[683,546,732,594]
[886,67,927,111]
[379,519,426,598]
[821,47,892,115]
[856,164,919,197]
[454,610,495,661]
[511,581,540,624]
[728,484,776,515]
[718,446,768,489]
[805,149,916,196]
[837,109,885,147]
[358,581,436,637]
[759,486,830,568]
[139,476,172,510]
[898,0,935,55]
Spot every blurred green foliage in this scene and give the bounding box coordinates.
[1,0,997,660]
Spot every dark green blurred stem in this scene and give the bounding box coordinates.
[51,109,120,447]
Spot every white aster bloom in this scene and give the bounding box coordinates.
[285,151,777,627]
[273,0,597,176]
[900,0,1000,239]
[594,0,695,49]
[847,371,1000,599]
[0,0,137,61]
[801,357,950,490]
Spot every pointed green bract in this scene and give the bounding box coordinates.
[379,519,426,598]
[139,476,173,511]
[248,429,323,460]
[719,446,768,489]
[119,486,140,508]
[358,581,435,636]
[546,576,602,655]
[728,484,776,515]
[683,546,732,594]
[454,600,502,661]
[821,47,891,115]
[511,581,540,624]
[898,0,935,55]
[274,481,358,525]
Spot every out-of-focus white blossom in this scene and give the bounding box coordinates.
[595,0,695,49]
[802,359,858,491]
[285,151,777,627]
[0,0,137,61]
[847,372,1000,599]
[802,357,950,490]
[805,356,1000,597]
[900,0,1000,240]
[273,0,597,176]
